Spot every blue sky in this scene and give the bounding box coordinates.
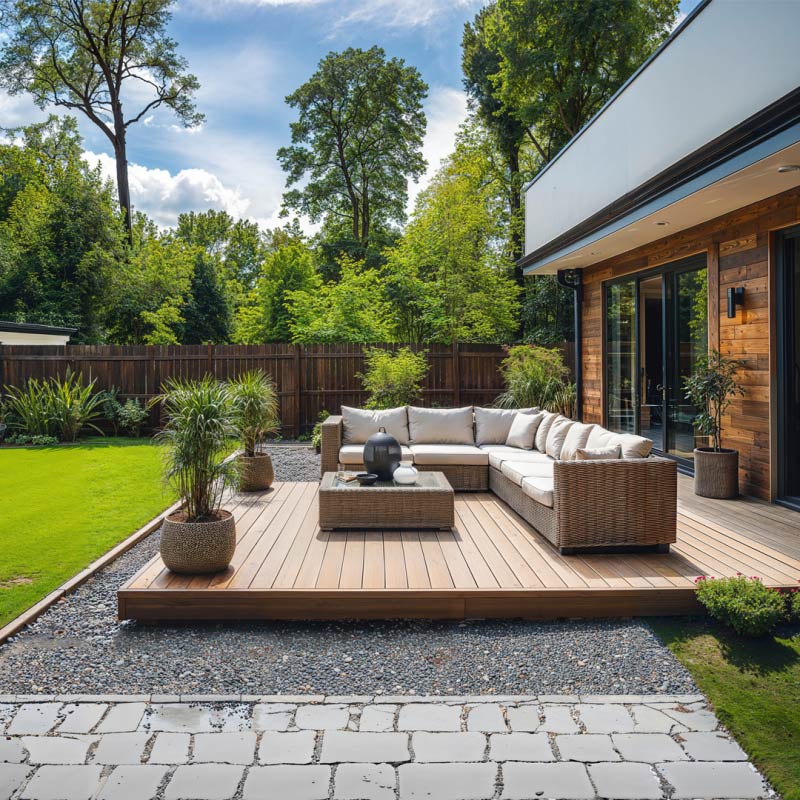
[0,0,698,230]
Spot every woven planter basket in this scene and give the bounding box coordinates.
[239,453,275,492]
[160,510,236,574]
[693,448,739,499]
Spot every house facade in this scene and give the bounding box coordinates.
[0,321,75,346]
[520,0,800,507]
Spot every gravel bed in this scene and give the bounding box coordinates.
[0,444,696,696]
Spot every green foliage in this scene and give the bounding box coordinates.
[286,258,395,343]
[4,370,103,441]
[684,350,746,452]
[311,410,330,451]
[5,433,59,446]
[487,0,678,163]
[278,46,427,251]
[791,590,800,622]
[117,399,149,438]
[496,344,571,411]
[521,276,575,346]
[179,250,232,344]
[382,122,521,343]
[229,370,280,456]
[47,371,104,442]
[154,377,239,520]
[0,0,203,234]
[0,117,125,340]
[695,576,787,637]
[100,387,123,436]
[360,348,429,410]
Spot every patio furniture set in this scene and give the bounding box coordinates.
[319,405,677,554]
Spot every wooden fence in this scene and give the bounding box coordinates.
[0,343,564,437]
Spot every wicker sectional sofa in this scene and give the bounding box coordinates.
[320,406,677,554]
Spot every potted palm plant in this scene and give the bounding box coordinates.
[684,350,746,499]
[156,377,240,573]
[230,370,279,491]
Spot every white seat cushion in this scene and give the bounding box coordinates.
[501,459,554,486]
[341,406,410,445]
[410,444,489,466]
[521,476,555,508]
[408,406,475,444]
[483,446,552,470]
[339,444,414,465]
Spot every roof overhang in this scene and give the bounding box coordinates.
[521,0,800,274]
[0,321,77,336]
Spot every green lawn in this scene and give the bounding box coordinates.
[650,617,800,800]
[0,438,172,628]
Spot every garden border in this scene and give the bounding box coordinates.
[0,498,182,646]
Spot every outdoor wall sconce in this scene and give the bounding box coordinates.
[727,286,744,318]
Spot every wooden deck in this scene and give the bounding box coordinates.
[118,476,800,621]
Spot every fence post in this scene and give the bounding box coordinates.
[452,341,461,407]
[293,344,302,439]
[206,343,213,377]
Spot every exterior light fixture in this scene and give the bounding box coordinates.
[727,286,744,318]
[655,221,669,226]
[777,164,800,173]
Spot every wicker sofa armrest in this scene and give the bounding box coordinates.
[320,415,343,477]
[552,456,677,549]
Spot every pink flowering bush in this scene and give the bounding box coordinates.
[694,575,787,637]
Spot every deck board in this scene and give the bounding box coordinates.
[118,475,800,621]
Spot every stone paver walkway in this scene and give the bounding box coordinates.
[0,694,773,799]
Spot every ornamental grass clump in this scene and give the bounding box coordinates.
[155,376,239,522]
[695,575,787,637]
[229,370,279,456]
[496,344,572,412]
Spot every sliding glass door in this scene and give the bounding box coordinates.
[604,255,707,465]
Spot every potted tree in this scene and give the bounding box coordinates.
[684,350,746,499]
[230,370,279,491]
[156,377,240,573]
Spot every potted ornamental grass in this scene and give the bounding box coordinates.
[684,350,746,499]
[155,376,240,573]
[230,370,280,491]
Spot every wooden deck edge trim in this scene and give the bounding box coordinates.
[1,499,182,646]
[117,586,709,621]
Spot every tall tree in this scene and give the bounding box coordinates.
[278,46,427,256]
[488,0,678,161]
[0,0,203,239]
[462,6,528,269]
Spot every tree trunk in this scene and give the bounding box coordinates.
[114,136,133,242]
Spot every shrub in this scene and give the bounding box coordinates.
[360,347,428,410]
[47,371,104,442]
[118,398,149,437]
[496,344,571,412]
[229,371,280,457]
[790,589,800,622]
[311,410,330,451]
[6,433,59,446]
[5,378,55,437]
[695,575,787,637]
[100,386,123,435]
[155,377,239,521]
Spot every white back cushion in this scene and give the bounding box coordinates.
[586,426,653,459]
[408,406,475,445]
[505,412,543,450]
[534,411,559,452]
[559,422,596,461]
[341,406,409,445]
[545,416,575,460]
[575,444,622,460]
[474,407,519,445]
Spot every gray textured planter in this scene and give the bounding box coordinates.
[160,510,236,573]
[239,453,275,492]
[693,447,739,499]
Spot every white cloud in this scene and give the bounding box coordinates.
[0,91,48,129]
[407,86,469,212]
[335,0,481,30]
[86,150,253,228]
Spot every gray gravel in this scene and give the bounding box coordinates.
[0,444,696,697]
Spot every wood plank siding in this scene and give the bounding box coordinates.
[118,476,800,622]
[580,185,800,500]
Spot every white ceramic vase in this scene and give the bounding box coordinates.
[393,462,419,485]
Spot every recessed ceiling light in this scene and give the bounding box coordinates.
[590,250,600,255]
[778,164,800,173]
[655,221,669,226]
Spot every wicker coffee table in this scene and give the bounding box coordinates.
[319,471,455,530]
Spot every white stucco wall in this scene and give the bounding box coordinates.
[0,332,71,345]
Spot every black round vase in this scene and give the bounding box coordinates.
[363,427,402,481]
